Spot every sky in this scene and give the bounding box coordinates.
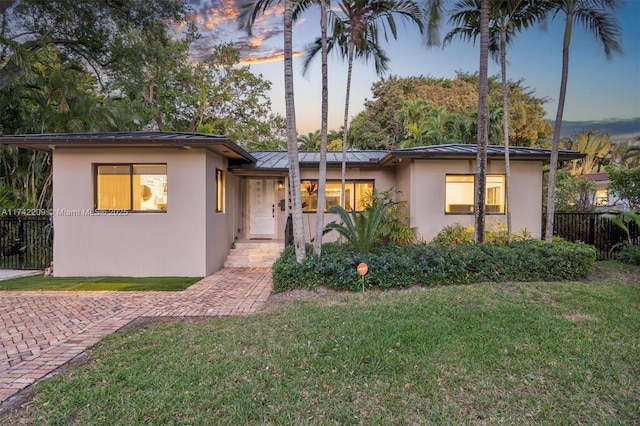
[185,0,640,139]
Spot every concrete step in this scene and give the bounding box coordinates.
[224,240,284,268]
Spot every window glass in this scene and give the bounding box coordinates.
[134,165,167,211]
[96,164,167,212]
[300,180,373,212]
[97,165,131,210]
[445,175,505,214]
[216,169,225,213]
[445,175,474,213]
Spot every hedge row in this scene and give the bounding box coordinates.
[272,240,597,292]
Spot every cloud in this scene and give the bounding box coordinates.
[185,0,292,64]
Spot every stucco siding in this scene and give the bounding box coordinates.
[52,148,208,277]
[410,159,543,241]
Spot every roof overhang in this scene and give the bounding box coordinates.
[0,132,256,164]
[380,144,584,166]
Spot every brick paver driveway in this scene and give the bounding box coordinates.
[0,268,272,407]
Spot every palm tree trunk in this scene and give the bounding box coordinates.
[340,44,354,209]
[284,0,306,263]
[475,0,490,244]
[314,0,329,255]
[500,27,512,243]
[545,11,573,243]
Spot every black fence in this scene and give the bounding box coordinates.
[0,216,53,269]
[545,212,639,260]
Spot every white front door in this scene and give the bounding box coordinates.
[249,179,275,237]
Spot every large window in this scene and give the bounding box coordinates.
[301,180,374,212]
[216,168,225,213]
[96,164,167,211]
[445,174,505,214]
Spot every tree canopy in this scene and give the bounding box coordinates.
[348,72,552,149]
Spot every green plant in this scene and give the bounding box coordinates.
[272,240,597,291]
[604,210,640,246]
[361,187,418,244]
[430,223,474,246]
[616,245,640,265]
[324,201,389,253]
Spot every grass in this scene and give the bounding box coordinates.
[0,275,201,291]
[11,262,640,424]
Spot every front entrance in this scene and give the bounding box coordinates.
[248,178,275,238]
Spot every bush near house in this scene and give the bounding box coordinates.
[272,240,596,292]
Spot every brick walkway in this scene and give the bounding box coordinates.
[0,268,272,407]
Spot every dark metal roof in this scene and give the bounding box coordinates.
[383,144,583,164]
[246,150,389,170]
[0,131,255,163]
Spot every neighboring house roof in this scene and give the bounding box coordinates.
[0,131,256,164]
[580,172,609,183]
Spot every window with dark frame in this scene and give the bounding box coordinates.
[95,164,167,212]
[300,180,374,212]
[216,168,225,213]
[445,174,505,214]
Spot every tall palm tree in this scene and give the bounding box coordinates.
[445,0,548,242]
[304,0,424,207]
[544,0,622,243]
[239,0,309,263]
[475,0,489,243]
[314,0,329,256]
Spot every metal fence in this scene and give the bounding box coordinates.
[545,212,639,260]
[0,216,53,269]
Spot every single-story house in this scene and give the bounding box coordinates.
[580,172,630,210]
[0,131,582,277]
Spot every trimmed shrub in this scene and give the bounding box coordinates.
[271,240,597,292]
[616,245,640,265]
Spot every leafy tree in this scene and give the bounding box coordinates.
[348,73,551,149]
[608,167,640,210]
[544,0,623,242]
[0,0,187,91]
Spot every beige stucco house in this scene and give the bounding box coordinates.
[1,132,582,277]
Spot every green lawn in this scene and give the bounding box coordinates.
[0,275,201,291]
[12,262,640,424]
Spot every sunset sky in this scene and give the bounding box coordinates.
[185,0,640,138]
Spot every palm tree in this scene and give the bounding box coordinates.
[445,0,548,242]
[544,0,622,243]
[314,0,329,256]
[297,130,321,150]
[304,0,423,208]
[475,0,489,243]
[239,0,309,263]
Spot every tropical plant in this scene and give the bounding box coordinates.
[603,210,640,247]
[562,130,612,176]
[544,0,623,243]
[361,187,418,244]
[304,0,424,213]
[444,0,548,243]
[324,201,390,253]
